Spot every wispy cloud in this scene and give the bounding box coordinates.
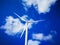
[22,0,56,14]
[28,40,40,45]
[32,33,53,41]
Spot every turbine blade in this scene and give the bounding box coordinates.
[20,30,25,38]
[14,12,27,22]
[20,26,26,38]
[14,12,21,19]
[34,20,45,22]
[28,20,45,23]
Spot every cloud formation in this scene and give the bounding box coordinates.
[0,16,24,35]
[22,0,56,14]
[28,40,40,45]
[32,33,52,41]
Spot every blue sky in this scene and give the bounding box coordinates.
[0,0,60,45]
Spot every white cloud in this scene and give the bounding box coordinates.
[0,15,42,36]
[22,0,56,14]
[43,34,52,41]
[0,16,25,35]
[28,40,40,45]
[32,33,44,40]
[32,33,53,41]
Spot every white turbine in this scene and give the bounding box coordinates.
[14,12,44,45]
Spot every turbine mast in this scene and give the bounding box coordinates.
[25,22,28,45]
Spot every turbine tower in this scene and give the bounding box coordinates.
[14,12,44,45]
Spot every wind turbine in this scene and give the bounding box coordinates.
[14,12,44,45]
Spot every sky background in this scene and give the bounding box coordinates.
[0,0,60,45]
